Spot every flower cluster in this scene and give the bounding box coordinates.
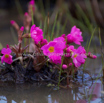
[40,25,97,69]
[0,23,97,71]
[30,24,48,45]
[0,0,97,74]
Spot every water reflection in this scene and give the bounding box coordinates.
[0,80,103,103]
[0,82,80,103]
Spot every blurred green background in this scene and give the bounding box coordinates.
[0,0,104,47]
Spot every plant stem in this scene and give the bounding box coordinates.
[58,56,64,87]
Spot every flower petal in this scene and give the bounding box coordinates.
[1,48,12,54]
[30,24,36,33]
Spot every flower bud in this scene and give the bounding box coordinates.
[62,64,67,69]
[10,20,15,25]
[69,63,72,66]
[20,26,24,31]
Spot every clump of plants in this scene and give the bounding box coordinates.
[0,0,97,88]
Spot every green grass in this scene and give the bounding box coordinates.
[58,55,64,88]
[99,28,104,68]
[10,27,18,44]
[15,0,24,16]
[31,6,34,25]
[82,28,96,81]
[61,19,67,35]
[87,28,103,102]
[38,0,45,19]
[43,16,47,37]
[50,13,58,40]
[86,28,96,53]
[75,3,93,33]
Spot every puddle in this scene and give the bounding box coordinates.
[0,81,103,103]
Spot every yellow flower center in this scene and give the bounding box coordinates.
[5,54,9,58]
[74,54,77,58]
[48,46,54,53]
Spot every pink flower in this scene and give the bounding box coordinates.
[30,24,36,33]
[41,41,65,56]
[41,40,66,64]
[71,46,87,67]
[41,38,48,45]
[67,26,83,45]
[53,37,65,42]
[76,46,86,54]
[66,45,76,57]
[30,25,43,44]
[62,64,67,69]
[1,48,13,64]
[53,37,66,49]
[50,55,62,64]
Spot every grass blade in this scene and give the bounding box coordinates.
[75,3,93,33]
[87,28,96,53]
[15,0,23,16]
[43,16,47,37]
[10,27,18,44]
[50,13,58,40]
[61,19,67,35]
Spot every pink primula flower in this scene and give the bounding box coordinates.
[66,45,76,57]
[41,39,66,64]
[49,55,62,64]
[67,26,83,45]
[41,38,48,45]
[30,25,43,44]
[41,41,65,56]
[53,37,65,42]
[1,48,13,64]
[30,24,36,33]
[53,37,66,49]
[72,46,87,68]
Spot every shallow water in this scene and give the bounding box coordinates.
[0,54,103,103]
